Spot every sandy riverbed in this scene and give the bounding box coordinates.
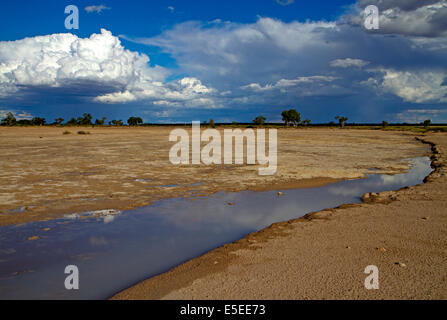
[0,127,427,226]
[112,133,447,300]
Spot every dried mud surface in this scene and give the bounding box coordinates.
[0,127,427,227]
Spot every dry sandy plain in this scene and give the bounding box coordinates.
[1,126,446,299]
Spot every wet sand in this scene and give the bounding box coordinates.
[113,133,447,300]
[0,127,426,226]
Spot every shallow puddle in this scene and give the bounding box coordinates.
[0,157,433,299]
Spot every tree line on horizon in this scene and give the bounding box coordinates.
[0,110,433,129]
[0,112,143,127]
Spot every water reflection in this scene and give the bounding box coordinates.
[0,157,432,300]
[327,157,431,197]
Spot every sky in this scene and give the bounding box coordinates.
[0,0,447,124]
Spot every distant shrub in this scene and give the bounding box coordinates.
[335,116,348,128]
[109,120,123,126]
[253,116,266,125]
[63,131,71,135]
[301,119,311,127]
[77,131,90,135]
[95,117,107,126]
[127,116,143,126]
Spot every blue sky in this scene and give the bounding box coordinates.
[1,0,447,123]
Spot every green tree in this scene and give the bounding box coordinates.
[127,116,143,126]
[1,112,16,126]
[282,109,301,127]
[281,110,290,126]
[31,117,46,126]
[382,120,389,128]
[66,117,78,126]
[423,119,431,129]
[78,113,92,126]
[288,109,301,126]
[253,116,266,125]
[209,119,215,128]
[335,116,348,128]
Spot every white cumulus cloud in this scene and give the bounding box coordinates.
[0,29,216,107]
[364,69,447,103]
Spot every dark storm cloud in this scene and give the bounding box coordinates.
[429,6,447,31]
[127,6,447,121]
[352,0,447,37]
